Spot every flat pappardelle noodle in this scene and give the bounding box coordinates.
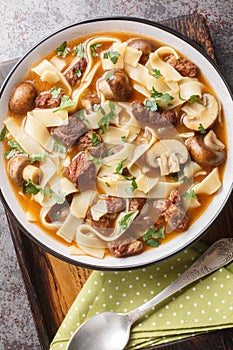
[1,32,226,259]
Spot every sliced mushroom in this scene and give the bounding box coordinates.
[185,130,226,167]
[98,69,132,102]
[127,38,157,65]
[22,164,42,184]
[7,154,30,185]
[9,81,37,115]
[181,93,219,131]
[146,139,189,175]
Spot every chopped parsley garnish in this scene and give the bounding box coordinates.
[117,211,137,235]
[121,136,127,142]
[22,179,65,204]
[125,177,138,194]
[142,226,165,247]
[172,172,179,182]
[90,43,103,57]
[30,153,46,164]
[4,139,27,159]
[51,87,62,99]
[146,87,174,111]
[91,155,109,167]
[98,101,116,135]
[92,133,100,147]
[116,158,128,175]
[53,138,67,154]
[105,182,111,187]
[183,189,197,200]
[152,68,162,79]
[103,51,121,64]
[56,41,69,57]
[188,95,203,104]
[145,99,158,112]
[53,95,75,112]
[73,43,85,58]
[105,70,114,81]
[0,125,6,141]
[75,68,82,78]
[198,123,206,134]
[178,91,186,101]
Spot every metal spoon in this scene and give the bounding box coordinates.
[67,238,233,350]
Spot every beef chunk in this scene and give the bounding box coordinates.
[128,198,146,212]
[105,196,126,213]
[108,239,144,258]
[35,91,63,109]
[165,55,198,78]
[51,115,87,148]
[153,189,190,231]
[64,58,87,86]
[78,130,107,158]
[64,152,96,191]
[131,101,177,126]
[85,208,112,230]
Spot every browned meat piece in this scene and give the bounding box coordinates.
[82,92,101,110]
[131,101,176,126]
[64,58,87,86]
[108,239,144,258]
[85,208,112,230]
[64,152,96,191]
[165,55,198,78]
[128,198,146,212]
[105,196,126,213]
[78,130,107,158]
[51,115,87,148]
[46,202,70,222]
[153,189,190,231]
[127,38,157,65]
[35,91,63,108]
[99,69,132,101]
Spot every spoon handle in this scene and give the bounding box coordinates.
[128,238,233,324]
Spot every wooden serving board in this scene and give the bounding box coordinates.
[1,13,233,350]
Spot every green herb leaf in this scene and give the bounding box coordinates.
[172,172,179,182]
[103,51,121,64]
[152,68,162,79]
[130,177,138,192]
[51,87,62,99]
[92,133,100,147]
[178,91,186,101]
[0,125,6,141]
[53,95,75,112]
[22,179,65,204]
[75,68,82,78]
[121,136,127,142]
[142,226,165,247]
[91,155,110,167]
[150,87,174,103]
[105,182,111,187]
[98,101,116,135]
[116,158,128,175]
[90,43,103,57]
[198,123,206,134]
[105,70,114,81]
[117,211,137,234]
[145,99,158,112]
[73,43,85,58]
[183,189,197,200]
[56,41,69,57]
[53,138,67,154]
[30,153,46,163]
[188,95,203,104]
[4,139,27,159]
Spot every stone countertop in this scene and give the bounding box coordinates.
[0,1,232,349]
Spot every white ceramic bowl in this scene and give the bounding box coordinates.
[0,17,232,270]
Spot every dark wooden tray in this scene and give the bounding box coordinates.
[2,13,233,350]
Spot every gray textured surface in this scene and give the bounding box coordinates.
[0,0,232,349]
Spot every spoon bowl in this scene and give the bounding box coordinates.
[67,238,233,350]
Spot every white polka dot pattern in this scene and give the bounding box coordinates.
[50,242,233,350]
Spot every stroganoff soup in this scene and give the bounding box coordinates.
[1,32,226,259]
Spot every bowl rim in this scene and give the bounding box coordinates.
[0,16,232,270]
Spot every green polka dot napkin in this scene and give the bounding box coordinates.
[50,242,233,349]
